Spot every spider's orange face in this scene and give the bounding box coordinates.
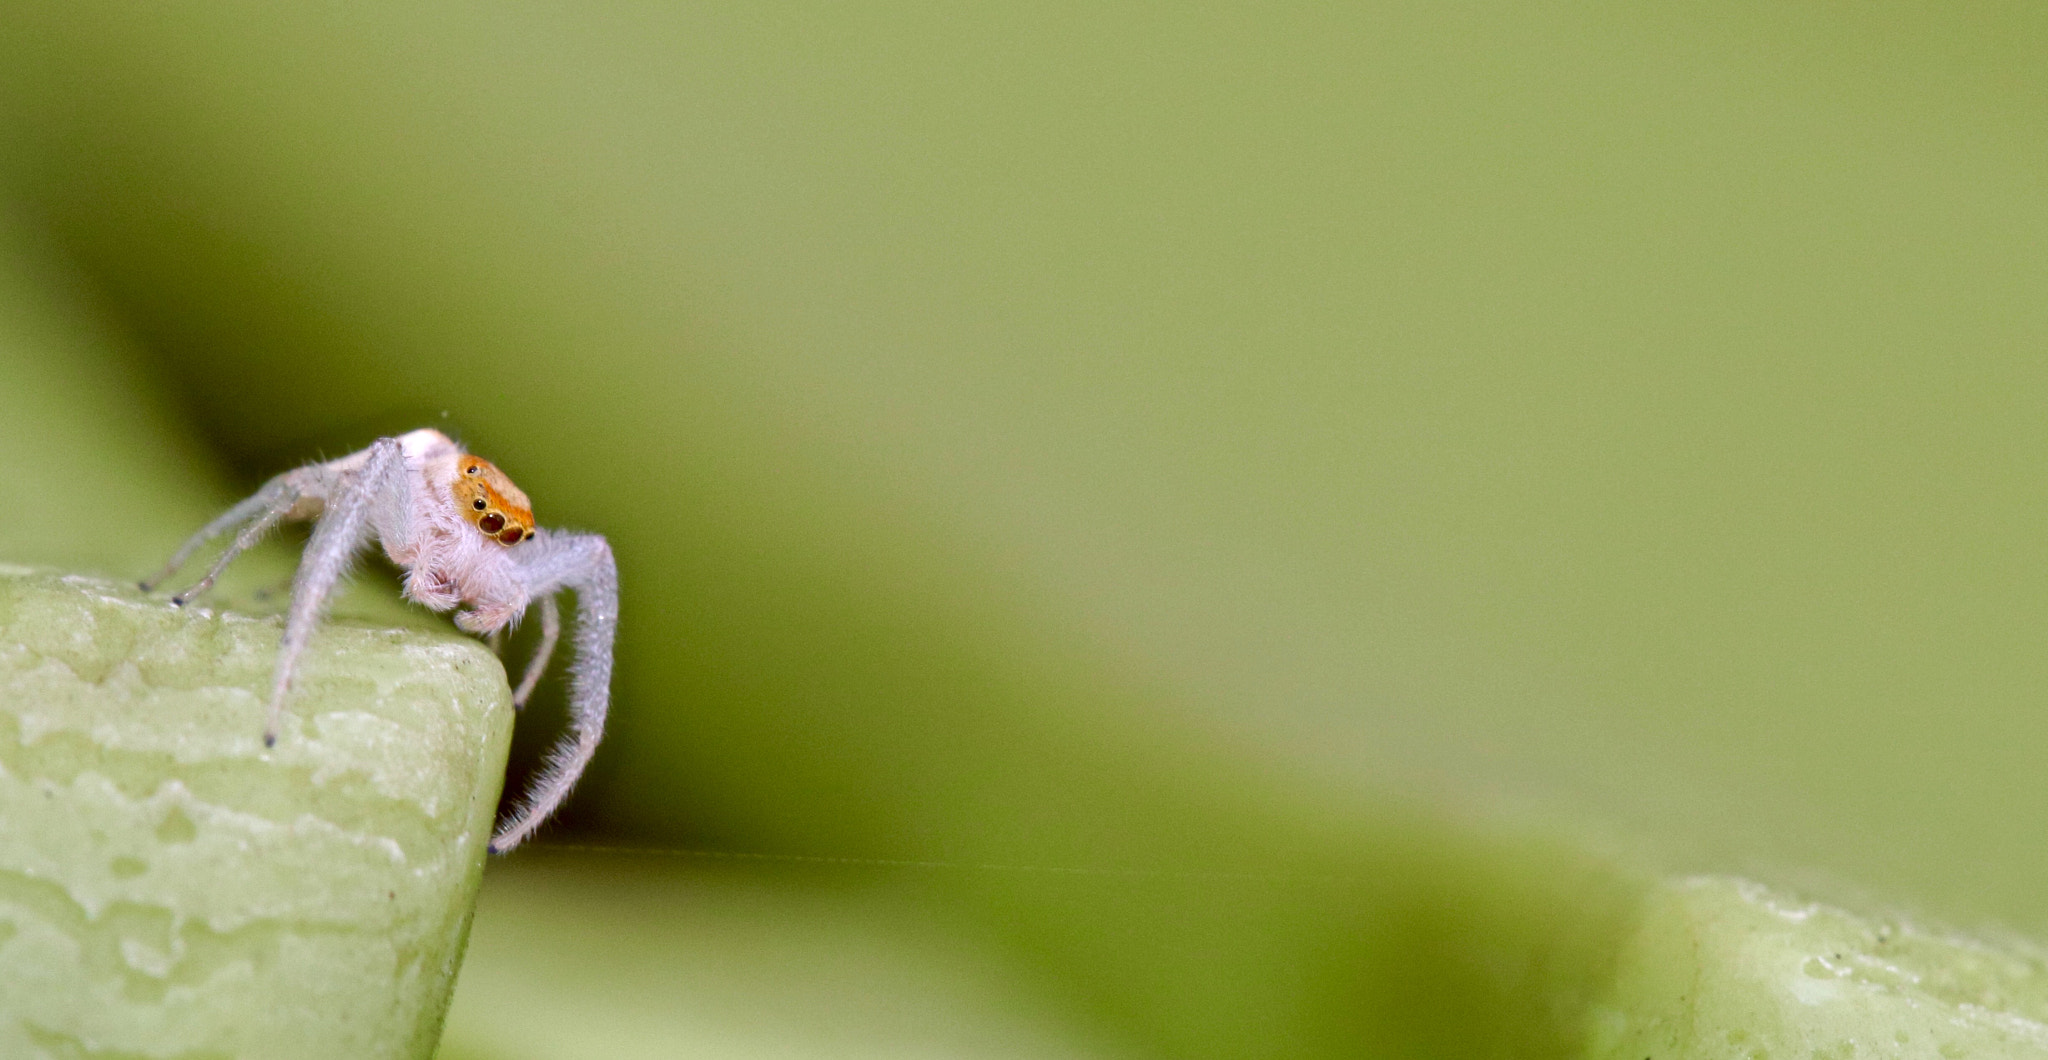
[451,456,536,545]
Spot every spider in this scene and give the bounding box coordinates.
[142,428,617,853]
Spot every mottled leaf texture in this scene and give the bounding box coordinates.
[0,567,511,1059]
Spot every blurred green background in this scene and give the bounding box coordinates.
[3,2,2048,1056]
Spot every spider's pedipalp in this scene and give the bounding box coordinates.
[489,530,616,852]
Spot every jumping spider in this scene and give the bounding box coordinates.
[143,429,618,853]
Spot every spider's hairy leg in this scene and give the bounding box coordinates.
[265,438,408,748]
[171,488,304,606]
[143,475,299,595]
[510,592,562,712]
[491,531,617,852]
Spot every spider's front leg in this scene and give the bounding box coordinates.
[264,437,411,746]
[480,593,558,710]
[510,593,562,711]
[490,529,618,852]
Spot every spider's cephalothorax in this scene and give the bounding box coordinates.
[142,429,617,853]
[449,456,535,545]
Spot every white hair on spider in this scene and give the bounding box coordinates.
[143,428,618,853]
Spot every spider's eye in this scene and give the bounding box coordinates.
[479,513,506,534]
[498,527,525,545]
[473,499,487,511]
[466,466,480,475]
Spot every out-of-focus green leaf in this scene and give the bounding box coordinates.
[0,212,229,578]
[438,851,1121,1060]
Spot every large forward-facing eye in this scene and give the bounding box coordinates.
[449,454,536,546]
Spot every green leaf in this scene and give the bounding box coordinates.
[1589,876,2048,1056]
[0,567,512,1058]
